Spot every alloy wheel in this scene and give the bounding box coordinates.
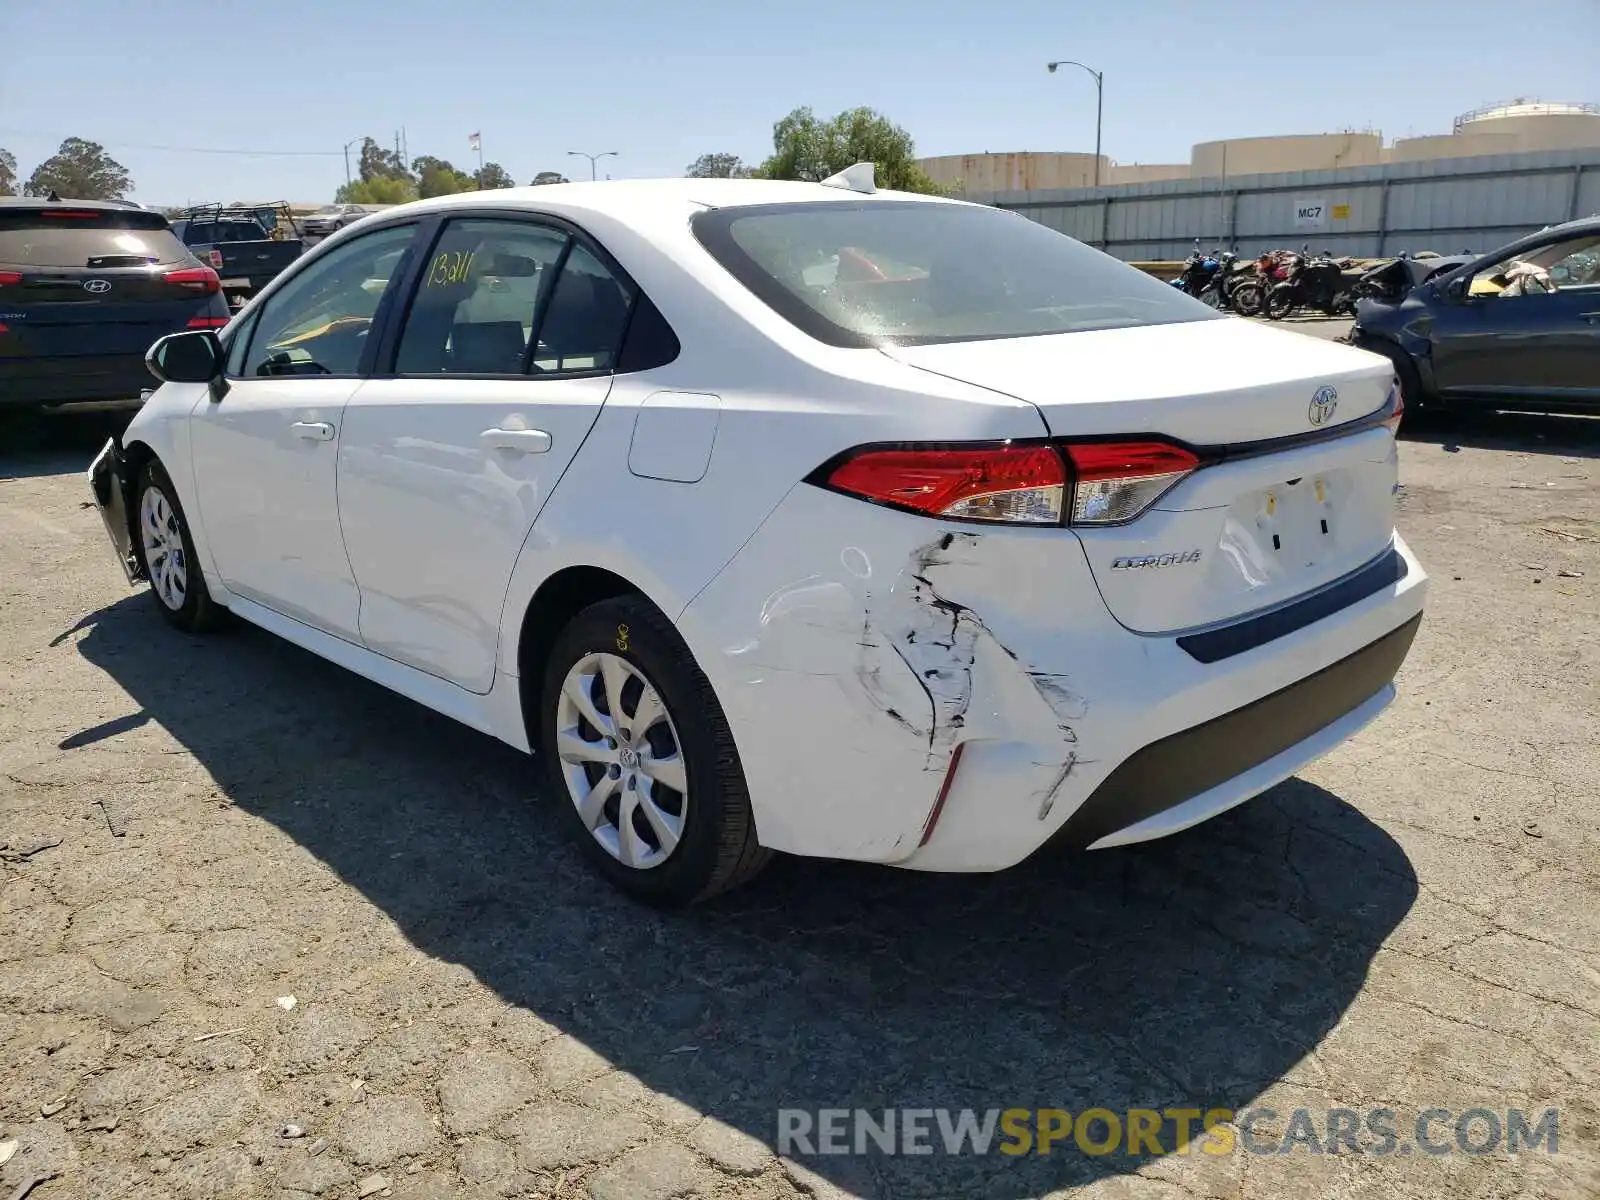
[139,486,188,611]
[554,652,688,870]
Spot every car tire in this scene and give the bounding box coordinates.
[135,460,224,633]
[1360,339,1427,417]
[538,594,770,907]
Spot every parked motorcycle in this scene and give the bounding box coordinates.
[1231,251,1292,317]
[1169,241,1223,298]
[1197,251,1247,310]
[1265,249,1357,319]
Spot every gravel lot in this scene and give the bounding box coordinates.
[1,334,1597,1198]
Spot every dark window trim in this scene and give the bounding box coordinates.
[689,199,1217,350]
[229,220,424,382]
[371,207,661,383]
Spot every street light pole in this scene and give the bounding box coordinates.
[342,137,364,187]
[1045,59,1104,189]
[567,150,619,181]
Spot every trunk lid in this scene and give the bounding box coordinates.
[886,319,1402,634]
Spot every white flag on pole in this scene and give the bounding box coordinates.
[468,132,481,151]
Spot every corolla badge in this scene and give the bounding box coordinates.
[1308,385,1338,426]
[82,279,112,294]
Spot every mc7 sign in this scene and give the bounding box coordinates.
[1293,197,1329,232]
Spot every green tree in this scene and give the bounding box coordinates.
[0,148,16,196]
[473,162,516,190]
[685,152,752,179]
[334,176,418,205]
[757,107,941,193]
[529,171,568,186]
[412,155,474,198]
[357,137,413,184]
[23,137,133,200]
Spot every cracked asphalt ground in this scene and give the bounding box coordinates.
[1,378,1597,1198]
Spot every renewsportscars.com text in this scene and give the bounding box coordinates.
[777,1106,1560,1157]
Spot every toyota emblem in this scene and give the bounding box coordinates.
[83,279,112,294]
[1308,385,1338,426]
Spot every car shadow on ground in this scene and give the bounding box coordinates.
[1402,408,1600,459]
[70,593,1420,1197]
[0,410,133,481]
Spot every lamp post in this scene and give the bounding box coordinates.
[1045,59,1104,188]
[567,150,619,181]
[342,137,364,187]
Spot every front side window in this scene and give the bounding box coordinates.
[1469,234,1600,298]
[239,224,416,377]
[392,218,635,376]
[692,200,1219,347]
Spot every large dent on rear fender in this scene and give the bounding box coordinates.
[859,532,1088,753]
[734,528,1092,848]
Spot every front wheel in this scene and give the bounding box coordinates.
[135,461,224,632]
[1199,285,1224,310]
[1232,281,1264,317]
[1265,287,1297,320]
[538,595,770,907]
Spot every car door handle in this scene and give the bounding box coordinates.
[480,428,552,454]
[1580,311,1600,324]
[290,421,336,441]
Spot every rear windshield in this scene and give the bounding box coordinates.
[0,209,187,268]
[183,221,265,244]
[692,200,1218,347]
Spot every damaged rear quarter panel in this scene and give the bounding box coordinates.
[679,486,1125,865]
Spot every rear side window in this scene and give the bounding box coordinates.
[392,218,635,376]
[0,208,187,268]
[692,200,1219,347]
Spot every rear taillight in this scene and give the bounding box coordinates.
[0,271,20,287]
[817,438,1199,527]
[187,316,229,329]
[204,249,224,270]
[1382,378,1404,435]
[1061,441,1200,525]
[822,444,1067,525]
[161,265,221,295]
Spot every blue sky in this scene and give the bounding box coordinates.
[2,0,1596,205]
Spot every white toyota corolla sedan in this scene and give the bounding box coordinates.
[88,169,1427,906]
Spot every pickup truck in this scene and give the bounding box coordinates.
[170,203,304,308]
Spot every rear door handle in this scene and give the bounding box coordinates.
[1580,311,1600,324]
[480,428,552,454]
[290,421,335,441]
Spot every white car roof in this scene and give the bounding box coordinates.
[389,177,964,228]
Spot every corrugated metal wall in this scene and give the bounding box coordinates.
[976,148,1600,261]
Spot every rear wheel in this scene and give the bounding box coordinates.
[1358,339,1427,419]
[135,461,224,632]
[538,595,770,907]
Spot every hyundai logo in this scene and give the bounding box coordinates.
[83,279,112,294]
[1308,385,1338,426]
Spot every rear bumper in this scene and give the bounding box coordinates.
[1,354,155,407]
[87,437,144,584]
[1050,612,1420,850]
